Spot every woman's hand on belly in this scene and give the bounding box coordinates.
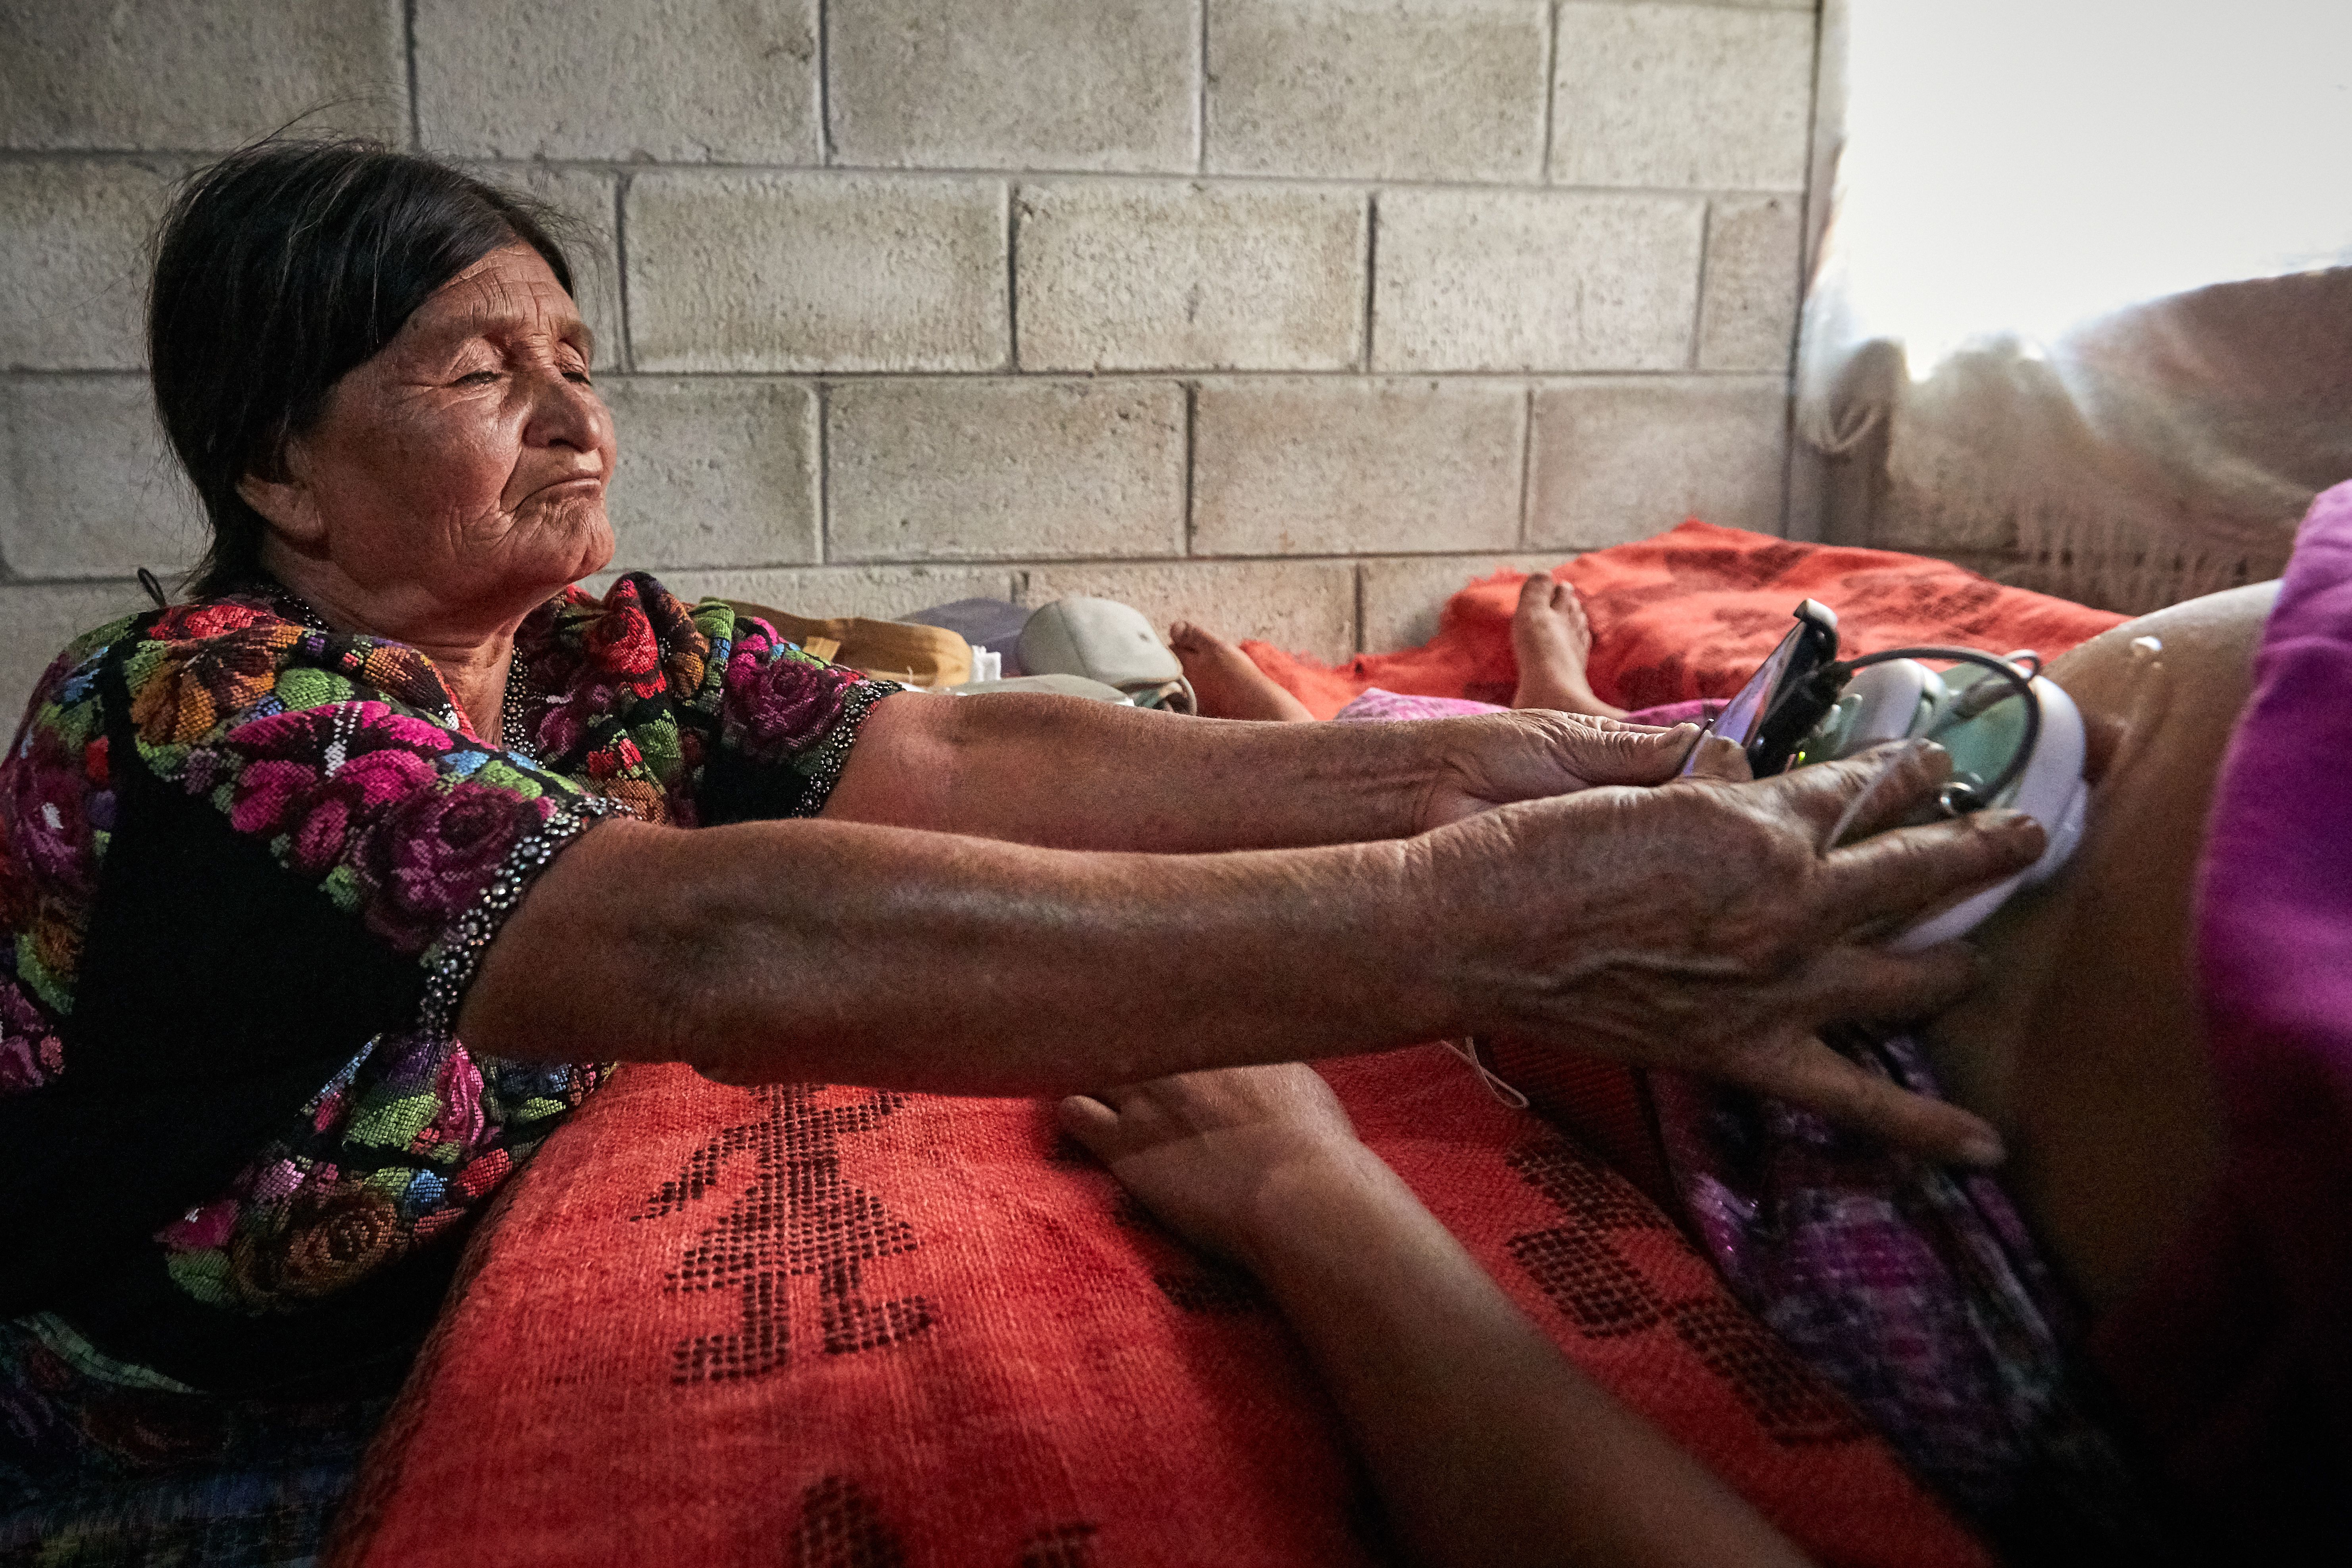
[1427,740,2043,1165]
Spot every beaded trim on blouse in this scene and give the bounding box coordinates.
[418,797,616,1038]
[788,678,902,818]
[500,658,541,759]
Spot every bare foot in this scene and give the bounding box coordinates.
[1058,1065,1372,1268]
[1169,622,1316,723]
[1510,573,1627,719]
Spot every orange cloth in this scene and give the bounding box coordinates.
[1243,521,2130,719]
[332,1054,1989,1568]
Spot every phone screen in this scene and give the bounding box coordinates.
[1679,626,1802,776]
[1678,601,1840,777]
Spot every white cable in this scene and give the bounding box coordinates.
[1442,1037,1531,1111]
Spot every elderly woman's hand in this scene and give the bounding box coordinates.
[1413,711,1710,832]
[1425,740,2038,1164]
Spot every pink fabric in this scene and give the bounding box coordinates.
[1331,688,1507,722]
[2096,479,2352,1543]
[1333,690,1718,731]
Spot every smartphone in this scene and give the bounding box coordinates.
[1678,599,1841,777]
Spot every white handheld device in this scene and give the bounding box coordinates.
[1687,602,2090,945]
[1806,657,2087,948]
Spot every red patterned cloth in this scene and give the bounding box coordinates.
[1242,521,2128,719]
[330,1052,1990,1568]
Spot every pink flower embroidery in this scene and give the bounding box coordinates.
[157,1198,238,1253]
[725,646,852,760]
[250,1158,306,1204]
[8,729,95,892]
[354,780,527,953]
[287,794,355,878]
[418,1045,486,1153]
[229,757,321,837]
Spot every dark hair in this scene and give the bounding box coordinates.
[149,138,578,596]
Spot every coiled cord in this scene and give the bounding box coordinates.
[1828,646,2042,814]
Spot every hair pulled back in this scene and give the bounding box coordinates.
[148,139,577,596]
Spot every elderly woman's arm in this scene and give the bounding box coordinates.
[822,692,1694,849]
[461,744,2035,1161]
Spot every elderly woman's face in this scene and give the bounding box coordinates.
[245,243,616,621]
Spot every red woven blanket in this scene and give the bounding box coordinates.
[332,1049,1988,1568]
[1244,521,2128,718]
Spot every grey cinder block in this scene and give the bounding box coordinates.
[830,0,1197,172]
[627,172,1009,372]
[1373,188,1703,372]
[0,377,205,581]
[0,0,405,150]
[1016,181,1367,372]
[1527,377,1789,547]
[415,0,819,163]
[1697,195,1803,373]
[1207,0,1550,182]
[600,379,821,572]
[1552,4,1814,191]
[1192,379,1526,557]
[829,379,1186,562]
[0,161,177,372]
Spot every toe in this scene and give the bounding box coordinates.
[1514,573,1554,616]
[1562,584,1594,639]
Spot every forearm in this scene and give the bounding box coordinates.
[460,816,1452,1091]
[1241,1151,1812,1568]
[826,690,1455,850]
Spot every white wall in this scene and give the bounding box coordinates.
[0,0,1818,709]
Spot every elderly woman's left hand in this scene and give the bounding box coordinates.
[824,692,1703,855]
[1414,711,1706,831]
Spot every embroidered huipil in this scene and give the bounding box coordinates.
[0,574,895,1391]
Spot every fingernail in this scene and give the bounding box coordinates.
[1978,808,2042,837]
[1959,1130,2007,1168]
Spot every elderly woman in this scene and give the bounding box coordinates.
[0,141,2036,1523]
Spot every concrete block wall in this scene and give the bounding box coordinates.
[1,0,1818,713]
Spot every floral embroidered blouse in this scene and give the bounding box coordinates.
[0,574,895,1392]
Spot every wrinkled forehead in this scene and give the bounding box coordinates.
[404,243,588,347]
